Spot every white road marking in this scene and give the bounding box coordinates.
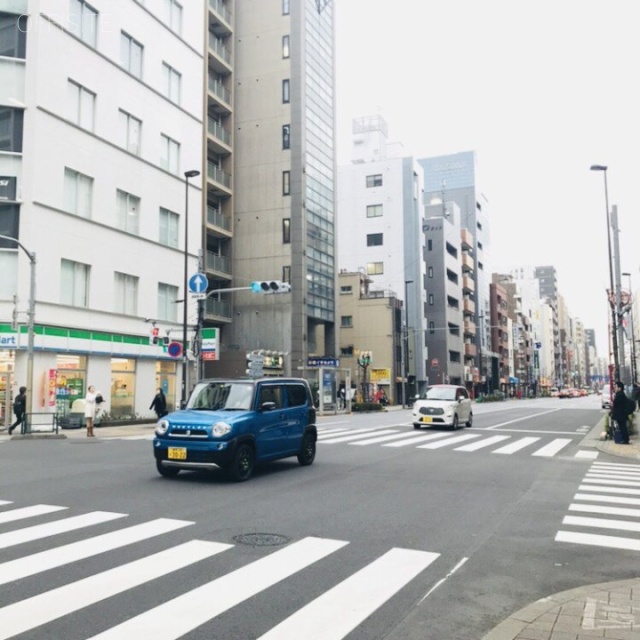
[486,408,561,430]
[562,515,640,533]
[383,433,453,447]
[578,484,640,496]
[568,503,640,518]
[454,436,510,452]
[575,450,599,459]
[531,438,572,457]
[0,504,67,524]
[574,493,640,506]
[492,437,540,455]
[556,530,640,551]
[582,478,640,488]
[417,434,481,449]
[350,432,434,446]
[320,430,398,444]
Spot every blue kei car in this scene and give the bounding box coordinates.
[153,377,317,482]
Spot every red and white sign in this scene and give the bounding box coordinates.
[202,351,218,361]
[48,369,56,407]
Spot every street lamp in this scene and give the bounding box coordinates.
[403,280,413,408]
[0,234,35,421]
[622,272,637,383]
[590,164,620,385]
[181,169,200,408]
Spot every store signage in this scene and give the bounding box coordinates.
[0,334,18,347]
[307,357,339,368]
[0,177,16,201]
[48,369,56,407]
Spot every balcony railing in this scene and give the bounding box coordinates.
[207,161,231,188]
[208,33,231,65]
[207,117,231,146]
[463,298,475,314]
[464,343,477,357]
[205,297,232,320]
[207,206,231,231]
[205,251,231,275]
[464,320,476,334]
[462,276,475,292]
[209,0,231,25]
[208,76,231,105]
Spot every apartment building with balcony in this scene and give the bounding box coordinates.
[337,115,428,396]
[460,228,477,391]
[489,281,509,390]
[204,0,337,377]
[0,1,204,422]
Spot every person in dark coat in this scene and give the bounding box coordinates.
[611,380,630,444]
[9,386,26,435]
[633,382,640,412]
[150,388,168,419]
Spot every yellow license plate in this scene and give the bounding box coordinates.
[168,447,187,460]
[420,416,433,423]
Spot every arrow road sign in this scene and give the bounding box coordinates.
[188,273,208,294]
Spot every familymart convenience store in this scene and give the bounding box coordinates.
[0,324,182,427]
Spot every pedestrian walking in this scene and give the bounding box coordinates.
[611,380,631,444]
[150,388,168,419]
[9,386,27,435]
[84,385,103,438]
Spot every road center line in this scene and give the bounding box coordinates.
[486,408,562,431]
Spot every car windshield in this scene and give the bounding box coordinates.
[187,382,254,411]
[423,387,457,401]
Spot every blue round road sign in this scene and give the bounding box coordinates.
[167,341,183,358]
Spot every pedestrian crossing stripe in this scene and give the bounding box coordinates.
[0,500,441,640]
[318,427,576,457]
[556,460,640,552]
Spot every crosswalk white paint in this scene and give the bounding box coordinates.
[0,511,127,550]
[0,499,441,640]
[0,540,229,640]
[315,425,579,458]
[556,461,640,552]
[0,504,67,524]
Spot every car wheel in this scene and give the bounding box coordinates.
[413,423,421,430]
[227,444,255,482]
[156,460,179,478]
[297,433,316,466]
[452,414,459,430]
[465,412,473,428]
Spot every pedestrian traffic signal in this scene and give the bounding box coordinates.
[250,280,292,294]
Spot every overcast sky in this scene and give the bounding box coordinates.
[334,0,640,357]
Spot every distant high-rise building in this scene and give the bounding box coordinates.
[535,265,561,384]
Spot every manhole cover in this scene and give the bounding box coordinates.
[233,533,290,547]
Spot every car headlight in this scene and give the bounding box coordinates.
[155,419,169,436]
[212,422,231,437]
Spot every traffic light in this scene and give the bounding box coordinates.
[162,336,170,346]
[151,327,160,345]
[250,280,292,294]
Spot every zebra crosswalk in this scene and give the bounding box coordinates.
[317,425,581,458]
[555,461,640,552]
[0,499,440,639]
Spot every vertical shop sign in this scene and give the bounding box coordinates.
[48,369,57,407]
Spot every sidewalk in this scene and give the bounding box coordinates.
[483,416,640,639]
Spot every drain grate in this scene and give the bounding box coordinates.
[233,533,290,547]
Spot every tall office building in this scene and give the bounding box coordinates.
[419,151,493,387]
[205,0,337,378]
[535,265,561,385]
[0,1,204,423]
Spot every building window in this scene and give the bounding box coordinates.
[428,266,433,278]
[427,239,432,251]
[282,124,290,149]
[160,134,180,173]
[120,31,143,78]
[477,241,483,250]
[162,62,181,103]
[366,233,383,247]
[366,174,382,188]
[158,282,178,321]
[159,207,179,248]
[117,189,140,234]
[366,262,383,275]
[341,316,353,328]
[282,35,290,58]
[61,259,90,307]
[70,0,98,47]
[366,204,382,218]
[162,0,182,33]
[429,321,435,334]
[68,80,95,131]
[282,265,291,283]
[282,0,290,14]
[64,168,93,218]
[340,345,354,356]
[0,107,24,152]
[119,109,142,155]
[340,285,352,295]
[0,12,27,58]
[428,294,434,305]
[282,79,290,103]
[114,272,138,315]
[0,203,20,250]
[282,218,291,243]
[282,170,290,195]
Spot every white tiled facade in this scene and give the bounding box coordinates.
[0,0,204,421]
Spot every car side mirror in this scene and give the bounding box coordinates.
[260,401,276,412]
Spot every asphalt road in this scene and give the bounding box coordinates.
[1,395,638,640]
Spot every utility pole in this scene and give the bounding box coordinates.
[611,205,626,382]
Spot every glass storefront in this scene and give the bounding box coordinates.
[56,355,87,416]
[155,360,177,412]
[111,358,135,417]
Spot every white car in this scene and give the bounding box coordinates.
[412,384,473,430]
